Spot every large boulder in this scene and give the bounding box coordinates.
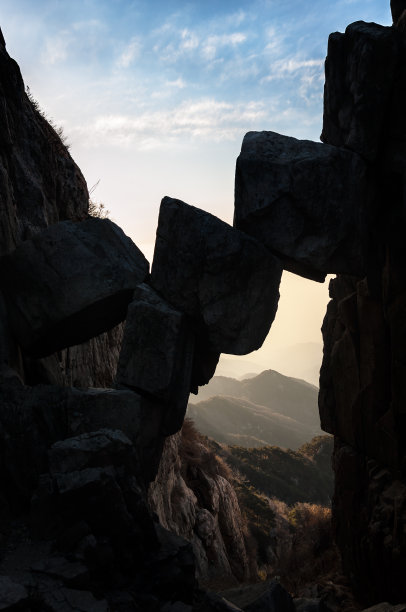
[321,21,406,165]
[151,197,282,355]
[116,284,194,435]
[234,131,368,281]
[0,217,149,357]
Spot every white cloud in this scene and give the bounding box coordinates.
[261,58,324,82]
[116,37,141,68]
[202,32,247,60]
[166,77,187,89]
[41,32,71,65]
[180,28,199,51]
[72,98,267,148]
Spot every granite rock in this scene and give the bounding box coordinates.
[321,21,406,164]
[116,284,194,435]
[151,196,282,355]
[234,131,368,281]
[1,217,148,357]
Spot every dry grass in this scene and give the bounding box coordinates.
[179,418,234,481]
[269,501,340,596]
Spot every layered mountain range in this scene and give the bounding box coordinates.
[188,370,323,449]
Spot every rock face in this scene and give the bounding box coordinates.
[319,21,406,606]
[0,29,265,611]
[321,21,406,165]
[2,11,406,610]
[391,0,406,23]
[0,30,88,257]
[116,283,195,435]
[1,217,148,357]
[148,422,253,586]
[234,131,369,282]
[151,196,282,354]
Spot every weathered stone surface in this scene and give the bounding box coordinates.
[37,586,109,612]
[244,579,295,612]
[0,380,166,512]
[362,604,406,612]
[392,0,406,23]
[1,217,149,357]
[48,430,133,475]
[148,425,252,586]
[203,593,243,611]
[0,576,28,610]
[332,441,406,605]
[31,556,89,589]
[322,22,406,164]
[234,131,368,281]
[117,283,194,435]
[30,322,124,388]
[0,34,88,258]
[151,196,282,355]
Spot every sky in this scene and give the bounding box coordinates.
[0,0,392,381]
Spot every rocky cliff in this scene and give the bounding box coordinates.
[148,419,253,588]
[0,27,265,611]
[318,20,406,605]
[1,7,406,611]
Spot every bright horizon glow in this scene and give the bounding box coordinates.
[0,1,391,382]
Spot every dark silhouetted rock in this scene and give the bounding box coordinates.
[0,576,28,610]
[31,556,89,589]
[116,283,194,434]
[203,592,243,611]
[244,579,295,612]
[391,0,406,24]
[0,37,88,258]
[151,197,282,355]
[321,22,406,163]
[234,131,368,281]
[48,429,133,475]
[1,217,149,357]
[36,585,109,612]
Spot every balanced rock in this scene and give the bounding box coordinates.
[151,197,282,355]
[234,131,368,281]
[0,217,149,357]
[322,21,406,163]
[116,283,194,435]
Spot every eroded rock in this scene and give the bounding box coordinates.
[0,576,28,610]
[116,283,194,434]
[1,217,149,357]
[321,21,406,164]
[151,196,282,355]
[234,131,368,281]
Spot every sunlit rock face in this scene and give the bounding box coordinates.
[148,429,253,586]
[234,130,369,282]
[319,20,406,606]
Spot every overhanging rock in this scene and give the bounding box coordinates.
[0,217,149,357]
[234,130,369,282]
[151,196,282,356]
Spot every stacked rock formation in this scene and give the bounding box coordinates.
[1,9,406,611]
[233,19,406,606]
[0,28,278,610]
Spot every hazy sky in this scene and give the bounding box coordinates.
[0,0,392,378]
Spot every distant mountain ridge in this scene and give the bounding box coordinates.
[188,369,323,450]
